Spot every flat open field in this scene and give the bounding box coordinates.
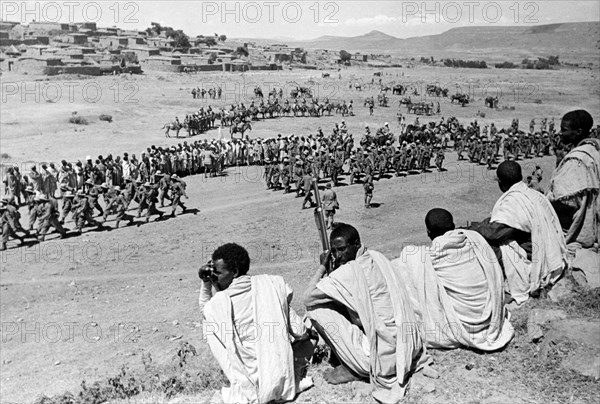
[1,65,599,403]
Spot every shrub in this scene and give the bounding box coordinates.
[495,61,518,69]
[99,114,113,123]
[69,116,88,125]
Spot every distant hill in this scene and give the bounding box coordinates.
[284,22,599,62]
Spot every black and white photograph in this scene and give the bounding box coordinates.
[1,1,599,403]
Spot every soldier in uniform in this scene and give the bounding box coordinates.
[529,119,535,133]
[321,182,339,230]
[435,146,445,171]
[112,188,135,228]
[349,156,361,184]
[1,196,31,242]
[139,182,165,223]
[37,194,67,241]
[24,186,38,232]
[363,173,374,208]
[60,191,75,224]
[72,191,101,234]
[157,172,172,207]
[281,157,291,193]
[1,200,25,250]
[484,140,496,169]
[170,174,188,217]
[294,160,304,197]
[301,170,315,209]
[455,135,464,160]
[264,159,273,189]
[331,146,345,186]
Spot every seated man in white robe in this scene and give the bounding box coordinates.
[304,224,430,404]
[547,109,599,284]
[200,243,316,404]
[470,161,567,305]
[393,209,514,351]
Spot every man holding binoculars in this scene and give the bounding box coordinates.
[198,243,316,404]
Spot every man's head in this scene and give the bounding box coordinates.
[330,223,361,269]
[211,243,250,290]
[561,110,593,145]
[496,161,523,192]
[425,208,455,240]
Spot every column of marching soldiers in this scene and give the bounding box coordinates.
[2,112,597,251]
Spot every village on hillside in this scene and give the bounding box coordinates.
[0,20,398,76]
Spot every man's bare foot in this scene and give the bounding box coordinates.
[323,365,360,385]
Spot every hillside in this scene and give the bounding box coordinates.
[287,22,600,62]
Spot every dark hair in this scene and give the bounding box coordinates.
[330,223,361,245]
[562,110,593,135]
[212,243,250,276]
[425,208,455,239]
[497,161,523,187]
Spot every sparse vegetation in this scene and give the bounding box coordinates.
[495,61,518,69]
[99,114,113,123]
[31,342,228,404]
[443,59,488,68]
[69,113,88,125]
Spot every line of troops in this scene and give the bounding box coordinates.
[263,115,600,205]
[1,156,190,250]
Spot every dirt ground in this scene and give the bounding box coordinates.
[1,65,599,403]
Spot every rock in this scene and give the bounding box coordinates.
[547,276,577,302]
[465,362,475,370]
[572,248,600,289]
[549,319,600,346]
[561,347,600,379]
[540,318,600,377]
[54,361,61,366]
[3,360,11,364]
[483,393,513,403]
[352,380,372,396]
[527,309,567,341]
[172,320,179,326]
[422,365,439,379]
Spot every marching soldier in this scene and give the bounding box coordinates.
[435,146,445,171]
[170,174,188,217]
[37,194,67,241]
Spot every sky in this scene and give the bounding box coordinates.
[2,1,599,40]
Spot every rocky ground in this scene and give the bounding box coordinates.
[1,66,599,403]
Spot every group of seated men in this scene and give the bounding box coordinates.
[197,109,598,404]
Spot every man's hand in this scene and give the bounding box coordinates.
[319,250,331,268]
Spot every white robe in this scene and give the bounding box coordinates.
[392,229,514,351]
[491,181,567,304]
[309,247,429,404]
[202,275,308,404]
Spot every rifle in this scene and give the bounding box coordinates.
[312,179,331,274]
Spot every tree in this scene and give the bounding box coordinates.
[235,46,249,57]
[146,22,162,36]
[340,50,351,62]
[208,53,217,64]
[219,34,227,42]
[204,37,217,48]
[169,29,191,50]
